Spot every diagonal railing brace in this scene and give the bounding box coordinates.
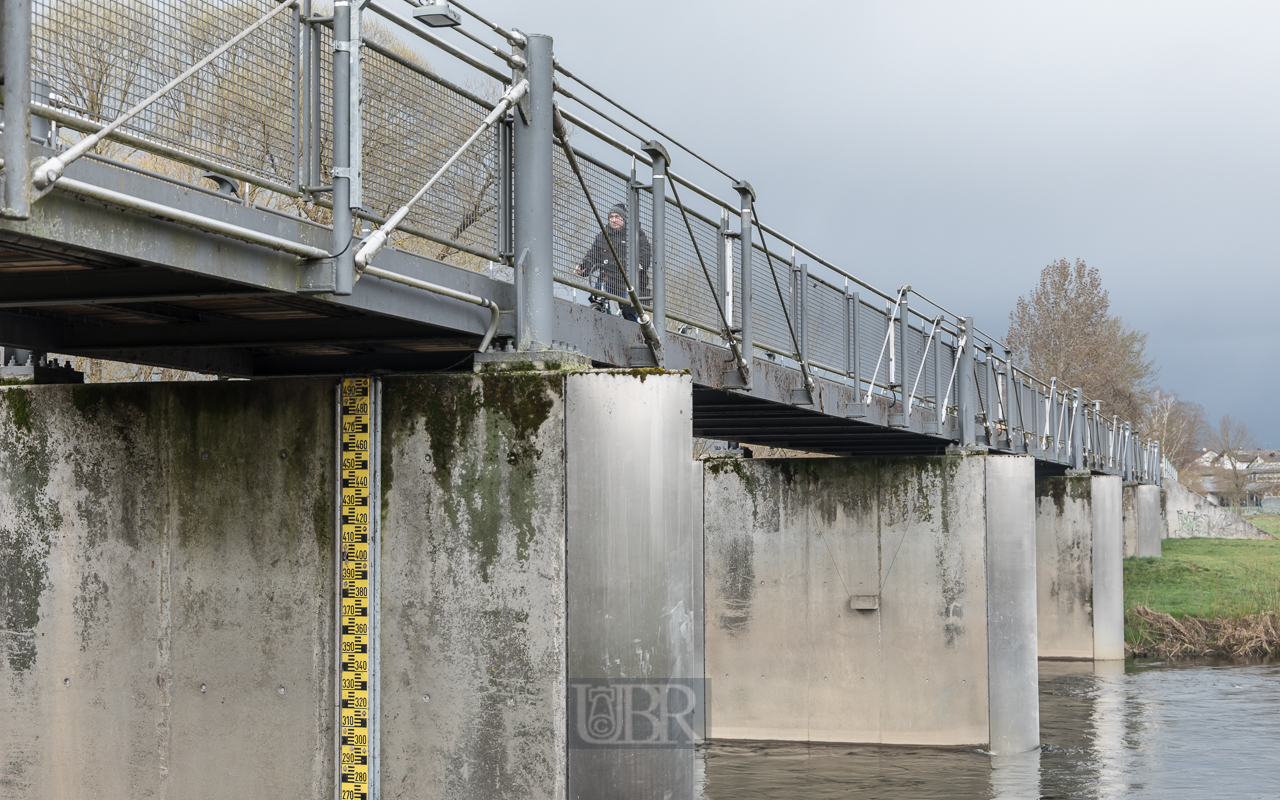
[355,79,529,270]
[551,102,663,365]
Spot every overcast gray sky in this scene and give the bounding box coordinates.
[429,1,1280,446]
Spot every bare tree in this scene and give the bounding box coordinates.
[1143,388,1208,473]
[1007,258,1156,423]
[1208,414,1258,508]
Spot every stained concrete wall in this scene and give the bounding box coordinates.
[379,373,569,800]
[1035,475,1124,661]
[1035,476,1094,659]
[1122,484,1163,558]
[703,453,1038,751]
[0,381,336,799]
[1162,478,1274,540]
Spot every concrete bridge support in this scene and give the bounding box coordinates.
[702,452,1039,754]
[0,380,339,799]
[1,369,701,800]
[1034,475,1124,661]
[1123,483,1163,558]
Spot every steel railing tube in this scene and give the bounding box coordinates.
[513,34,554,351]
[361,265,500,353]
[2,0,33,219]
[734,182,755,382]
[957,317,976,447]
[644,141,670,347]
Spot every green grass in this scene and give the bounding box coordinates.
[1125,538,1280,619]
[1249,513,1280,537]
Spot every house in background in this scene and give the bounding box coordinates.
[1184,449,1280,510]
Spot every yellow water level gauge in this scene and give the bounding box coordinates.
[338,377,378,800]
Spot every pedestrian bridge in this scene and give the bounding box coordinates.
[0,2,1164,799]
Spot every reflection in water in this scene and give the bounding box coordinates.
[700,660,1280,799]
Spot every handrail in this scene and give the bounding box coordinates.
[53,177,329,260]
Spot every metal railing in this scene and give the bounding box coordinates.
[1,0,1163,482]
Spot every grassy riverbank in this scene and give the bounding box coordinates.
[1125,538,1280,658]
[1249,513,1280,537]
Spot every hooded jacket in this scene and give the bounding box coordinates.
[579,218,652,298]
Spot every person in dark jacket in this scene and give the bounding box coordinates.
[576,203,651,322]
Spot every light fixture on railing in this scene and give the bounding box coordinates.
[414,0,461,27]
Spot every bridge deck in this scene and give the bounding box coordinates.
[0,141,972,459]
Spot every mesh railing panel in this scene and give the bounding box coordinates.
[664,201,725,333]
[807,278,846,374]
[902,323,926,401]
[937,340,957,407]
[359,45,500,262]
[750,246,793,356]
[552,148,651,302]
[30,0,298,187]
[859,301,891,388]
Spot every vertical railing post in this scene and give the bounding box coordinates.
[1071,388,1085,471]
[1092,402,1102,470]
[498,110,513,262]
[798,262,810,370]
[892,289,909,426]
[1122,422,1132,481]
[626,163,640,298]
[643,141,669,347]
[928,325,942,434]
[1153,441,1162,483]
[1003,350,1018,451]
[330,1,359,295]
[845,288,864,418]
[2,0,33,219]
[513,33,554,351]
[300,0,311,189]
[733,181,754,377]
[981,345,996,445]
[1030,384,1041,457]
[716,210,731,326]
[1108,417,1115,471]
[790,255,800,358]
[957,317,977,447]
[1049,386,1060,462]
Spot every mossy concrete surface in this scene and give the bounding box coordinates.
[703,454,993,747]
[1035,475,1095,659]
[1034,475,1126,662]
[378,373,568,800]
[0,380,335,800]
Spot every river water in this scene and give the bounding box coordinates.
[698,659,1280,799]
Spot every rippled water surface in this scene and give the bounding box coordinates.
[698,660,1280,799]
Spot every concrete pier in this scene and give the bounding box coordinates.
[702,453,1039,754]
[1035,475,1124,661]
[1123,483,1163,558]
[0,381,338,798]
[1,369,702,800]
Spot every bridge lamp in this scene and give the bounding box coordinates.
[414,0,461,27]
